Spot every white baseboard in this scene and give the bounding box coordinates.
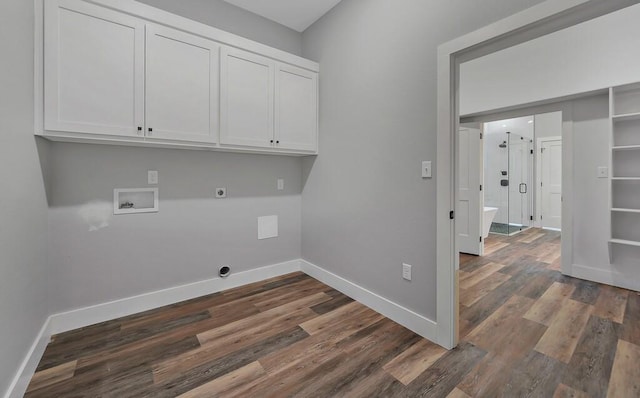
[299,259,439,345]
[4,318,52,398]
[570,263,640,292]
[49,259,300,335]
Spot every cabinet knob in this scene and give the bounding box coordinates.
[148,127,153,135]
[270,140,274,144]
[276,140,280,144]
[137,126,142,131]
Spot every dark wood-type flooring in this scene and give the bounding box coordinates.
[26,228,640,397]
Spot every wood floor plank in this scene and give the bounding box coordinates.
[534,299,593,363]
[621,292,640,345]
[459,271,511,307]
[456,353,512,397]
[606,339,640,397]
[259,306,383,374]
[400,342,486,397]
[26,360,77,393]
[382,338,447,385]
[563,315,620,397]
[523,282,575,326]
[292,319,421,398]
[500,350,565,397]
[553,383,590,398]
[570,278,601,305]
[447,387,472,398]
[518,232,545,243]
[466,295,544,361]
[592,285,628,324]
[459,261,505,290]
[177,361,266,398]
[300,300,382,336]
[153,307,318,384]
[147,327,308,398]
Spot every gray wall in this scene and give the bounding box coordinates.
[0,0,50,394]
[300,0,546,320]
[135,0,302,55]
[49,144,302,312]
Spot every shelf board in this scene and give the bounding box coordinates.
[611,208,640,214]
[612,145,640,151]
[612,177,640,181]
[612,112,640,122]
[609,239,640,247]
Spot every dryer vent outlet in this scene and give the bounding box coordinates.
[219,266,231,278]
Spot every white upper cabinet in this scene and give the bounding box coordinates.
[41,0,319,155]
[275,64,318,152]
[44,0,145,137]
[220,47,275,148]
[145,25,219,143]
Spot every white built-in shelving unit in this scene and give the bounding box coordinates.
[609,82,640,261]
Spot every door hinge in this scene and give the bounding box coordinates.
[480,236,482,242]
[480,184,483,191]
[450,211,455,220]
[530,149,534,154]
[530,215,534,221]
[480,132,483,139]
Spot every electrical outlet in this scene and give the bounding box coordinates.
[215,187,227,198]
[277,178,284,190]
[402,263,412,281]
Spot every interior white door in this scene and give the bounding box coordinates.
[275,64,318,152]
[44,0,144,136]
[458,127,483,255]
[541,139,562,230]
[220,47,274,148]
[145,25,219,143]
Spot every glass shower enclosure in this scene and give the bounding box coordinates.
[488,131,534,235]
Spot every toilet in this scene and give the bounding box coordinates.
[483,207,499,239]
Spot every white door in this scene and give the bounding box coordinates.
[145,25,219,143]
[220,47,274,148]
[44,0,144,137]
[275,64,318,152]
[541,140,562,230]
[458,127,483,255]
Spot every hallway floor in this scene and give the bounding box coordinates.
[24,229,640,397]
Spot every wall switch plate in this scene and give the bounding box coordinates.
[277,178,284,190]
[597,166,608,178]
[148,170,158,185]
[258,215,278,240]
[215,187,227,198]
[422,161,432,178]
[402,263,412,281]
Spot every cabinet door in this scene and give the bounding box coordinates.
[44,0,144,136]
[145,25,219,143]
[220,47,274,148]
[275,65,318,152]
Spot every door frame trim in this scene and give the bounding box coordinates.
[435,0,633,349]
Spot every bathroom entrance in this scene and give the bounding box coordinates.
[483,117,534,236]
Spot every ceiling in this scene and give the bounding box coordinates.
[222,0,343,32]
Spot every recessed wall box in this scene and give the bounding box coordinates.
[114,188,159,215]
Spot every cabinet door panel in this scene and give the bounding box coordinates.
[44,0,144,136]
[146,25,218,143]
[275,65,318,152]
[220,48,274,148]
